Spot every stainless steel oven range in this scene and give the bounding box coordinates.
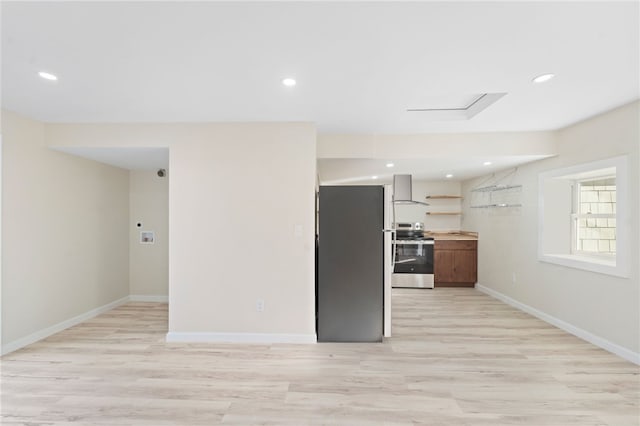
[392,222,434,289]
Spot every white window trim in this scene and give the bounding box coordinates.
[538,155,629,278]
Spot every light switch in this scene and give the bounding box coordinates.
[294,224,303,238]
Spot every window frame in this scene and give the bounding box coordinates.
[538,155,629,278]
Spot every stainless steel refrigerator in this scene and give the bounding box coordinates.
[316,185,385,342]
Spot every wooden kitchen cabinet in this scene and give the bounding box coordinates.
[434,240,477,287]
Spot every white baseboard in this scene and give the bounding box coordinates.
[129,294,168,303]
[476,284,640,365]
[1,296,130,356]
[166,331,317,344]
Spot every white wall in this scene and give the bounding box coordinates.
[394,180,462,231]
[1,110,130,348]
[462,101,640,360]
[317,131,557,159]
[540,178,573,255]
[46,121,317,342]
[167,123,317,341]
[129,170,169,299]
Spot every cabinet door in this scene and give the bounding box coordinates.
[434,249,456,282]
[454,249,477,283]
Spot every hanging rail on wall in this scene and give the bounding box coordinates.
[470,203,522,209]
[471,168,519,192]
[470,168,523,209]
[471,184,522,193]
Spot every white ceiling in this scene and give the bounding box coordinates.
[2,1,638,175]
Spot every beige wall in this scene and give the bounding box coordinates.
[45,121,317,340]
[1,110,130,347]
[168,123,317,339]
[317,131,558,159]
[394,180,462,231]
[26,103,638,353]
[462,101,640,357]
[129,170,169,298]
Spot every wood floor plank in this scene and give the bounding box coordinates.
[1,289,638,425]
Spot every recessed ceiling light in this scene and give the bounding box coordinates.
[386,163,394,168]
[38,71,58,81]
[372,175,378,180]
[483,161,492,166]
[532,73,555,83]
[445,174,453,179]
[282,78,296,87]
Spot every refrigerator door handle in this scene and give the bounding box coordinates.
[383,229,396,269]
[392,239,396,268]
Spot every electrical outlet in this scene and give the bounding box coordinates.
[256,299,265,312]
[512,272,517,284]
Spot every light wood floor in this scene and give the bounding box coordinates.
[1,289,638,425]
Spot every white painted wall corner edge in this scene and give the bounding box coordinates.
[1,296,130,356]
[165,332,318,344]
[476,284,640,365]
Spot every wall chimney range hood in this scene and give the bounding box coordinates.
[393,175,429,206]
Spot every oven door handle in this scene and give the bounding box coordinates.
[395,258,417,264]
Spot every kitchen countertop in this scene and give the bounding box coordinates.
[423,231,478,241]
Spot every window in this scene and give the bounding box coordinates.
[538,156,628,277]
[572,176,616,256]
